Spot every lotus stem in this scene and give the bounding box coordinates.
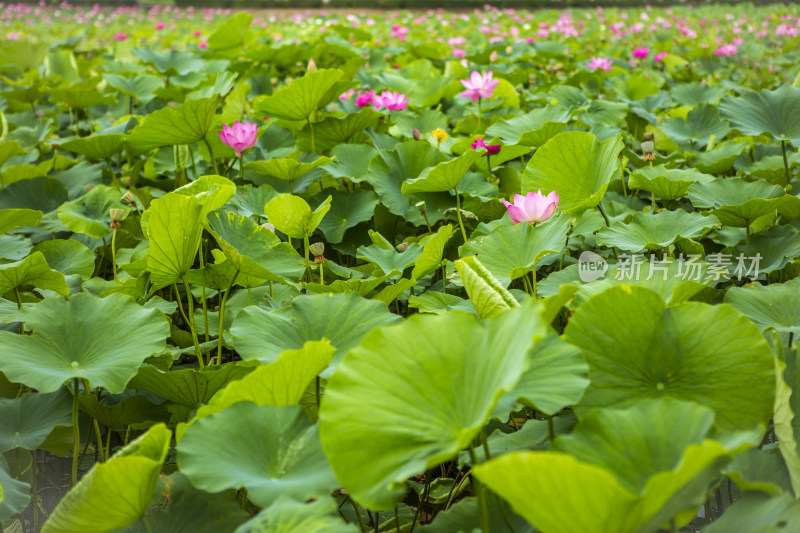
[308,118,316,153]
[203,138,219,175]
[111,228,118,281]
[303,234,311,282]
[782,140,791,187]
[217,269,239,365]
[477,98,482,132]
[198,238,209,342]
[531,270,538,300]
[453,186,468,243]
[468,445,490,533]
[181,276,204,368]
[239,154,244,182]
[71,378,80,486]
[548,415,555,441]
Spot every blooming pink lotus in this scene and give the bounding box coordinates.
[714,43,738,57]
[113,33,128,41]
[459,71,499,103]
[155,22,165,30]
[654,52,668,62]
[376,91,409,111]
[502,190,559,225]
[355,90,376,108]
[587,57,613,72]
[339,88,357,102]
[472,138,501,155]
[219,121,258,158]
[631,47,650,58]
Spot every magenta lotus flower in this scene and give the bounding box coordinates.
[459,71,499,104]
[472,138,501,155]
[219,121,258,158]
[155,22,165,30]
[654,52,668,62]
[355,90,376,108]
[631,47,650,59]
[502,190,559,225]
[113,33,128,41]
[714,43,738,57]
[587,56,613,72]
[376,91,409,111]
[339,88,357,102]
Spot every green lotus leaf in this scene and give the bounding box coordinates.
[564,286,775,431]
[127,96,220,154]
[454,255,518,319]
[264,193,331,240]
[319,301,547,510]
[57,184,128,239]
[627,165,715,201]
[522,131,623,215]
[245,156,332,185]
[411,224,453,280]
[719,84,800,145]
[102,74,162,105]
[702,492,800,533]
[356,242,424,276]
[671,83,728,107]
[315,190,379,244]
[0,177,69,213]
[145,193,204,290]
[724,447,792,496]
[0,293,169,393]
[420,495,533,533]
[324,144,376,183]
[486,106,570,147]
[691,141,748,175]
[255,69,344,122]
[0,454,30,521]
[295,108,382,153]
[131,49,206,77]
[0,251,69,297]
[595,210,720,252]
[78,394,170,430]
[688,177,788,227]
[0,388,72,453]
[41,424,171,533]
[234,496,358,533]
[231,292,400,376]
[659,104,730,149]
[178,403,337,506]
[31,239,95,280]
[725,279,800,336]
[173,175,236,220]
[401,150,481,194]
[60,134,126,162]
[0,208,41,234]
[461,213,570,287]
[206,12,253,54]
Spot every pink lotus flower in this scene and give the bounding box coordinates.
[459,71,499,104]
[113,33,128,41]
[354,90,376,108]
[452,48,466,58]
[376,91,409,111]
[714,43,738,57]
[155,22,165,30]
[219,121,258,158]
[339,88,357,102]
[587,56,613,72]
[472,138,501,155]
[654,52,668,62]
[502,190,559,225]
[631,47,650,58]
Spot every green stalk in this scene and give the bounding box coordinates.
[308,118,316,153]
[319,262,324,285]
[453,186,468,243]
[531,270,538,300]
[477,98,482,132]
[71,378,80,486]
[198,238,209,342]
[217,270,239,365]
[303,234,312,282]
[203,138,219,175]
[181,277,204,368]
[782,140,791,187]
[468,445,490,533]
[239,154,244,182]
[547,416,555,441]
[111,228,118,282]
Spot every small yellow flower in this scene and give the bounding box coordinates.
[431,129,448,143]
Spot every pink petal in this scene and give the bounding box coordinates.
[505,203,527,224]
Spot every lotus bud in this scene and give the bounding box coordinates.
[415,201,426,213]
[490,50,499,62]
[307,58,317,72]
[413,127,421,140]
[396,242,409,252]
[707,134,716,151]
[120,191,134,205]
[109,208,125,221]
[309,242,325,257]
[261,222,276,233]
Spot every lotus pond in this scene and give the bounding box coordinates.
[2,1,800,532]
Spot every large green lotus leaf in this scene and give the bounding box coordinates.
[420,495,533,533]
[729,224,800,274]
[264,193,331,240]
[0,234,31,261]
[41,424,171,533]
[691,142,748,175]
[486,107,570,147]
[145,193,203,290]
[671,83,728,107]
[494,333,589,418]
[522,132,623,215]
[79,394,169,430]
[318,301,547,510]
[356,243,424,276]
[50,83,116,109]
[102,74,162,105]
[315,190,379,244]
[364,141,453,226]
[206,210,305,283]
[571,259,712,309]
[461,213,570,287]
[659,104,730,149]
[127,96,220,154]
[173,175,236,220]
[126,362,256,408]
[0,293,169,393]
[702,492,800,533]
[131,49,206,77]
[411,224,453,280]
[194,340,333,423]
[774,350,800,497]
[0,454,30,521]
[234,496,358,533]
[474,400,751,533]
[206,12,253,53]
[245,156,332,184]
[0,208,41,234]
[57,184,128,239]
[324,144,376,183]
[112,472,249,533]
[719,84,800,145]
[0,388,72,452]
[564,286,775,431]
[178,403,336,506]
[31,239,95,280]
[595,211,719,252]
[688,178,787,227]
[725,447,792,496]
[295,108,382,153]
[255,69,344,122]
[60,134,126,162]
[454,255,518,319]
[627,165,715,201]
[401,150,481,194]
[0,140,26,169]
[231,292,400,376]
[725,279,800,336]
[0,177,69,213]
[0,251,69,297]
